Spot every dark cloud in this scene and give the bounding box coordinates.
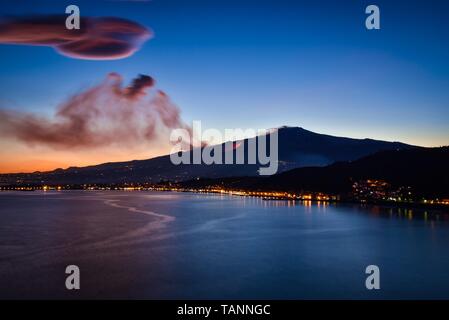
[0,73,191,149]
[0,15,152,60]
[124,74,155,100]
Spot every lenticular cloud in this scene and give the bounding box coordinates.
[0,73,191,149]
[0,15,152,60]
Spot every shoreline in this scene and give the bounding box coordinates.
[2,187,448,213]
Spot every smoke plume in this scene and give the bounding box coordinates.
[0,73,191,149]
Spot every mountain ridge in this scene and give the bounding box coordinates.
[0,126,415,185]
[179,146,449,199]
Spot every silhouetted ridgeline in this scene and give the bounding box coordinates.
[0,127,412,185]
[179,147,449,199]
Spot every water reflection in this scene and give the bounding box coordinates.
[230,197,449,223]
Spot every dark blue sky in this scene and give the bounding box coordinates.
[0,0,448,147]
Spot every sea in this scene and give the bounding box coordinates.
[1,190,449,299]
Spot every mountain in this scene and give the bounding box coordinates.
[180,147,449,199]
[0,126,413,186]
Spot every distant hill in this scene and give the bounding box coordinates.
[0,126,413,186]
[181,147,449,199]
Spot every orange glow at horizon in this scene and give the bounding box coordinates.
[0,140,171,174]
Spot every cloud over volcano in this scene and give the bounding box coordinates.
[0,15,151,60]
[0,73,191,149]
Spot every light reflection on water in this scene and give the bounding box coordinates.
[1,190,449,299]
[207,195,448,223]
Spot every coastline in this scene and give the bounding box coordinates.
[2,187,448,214]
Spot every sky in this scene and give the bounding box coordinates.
[0,0,448,173]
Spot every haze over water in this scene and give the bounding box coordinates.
[1,191,449,299]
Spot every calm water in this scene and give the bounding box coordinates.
[1,190,449,299]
